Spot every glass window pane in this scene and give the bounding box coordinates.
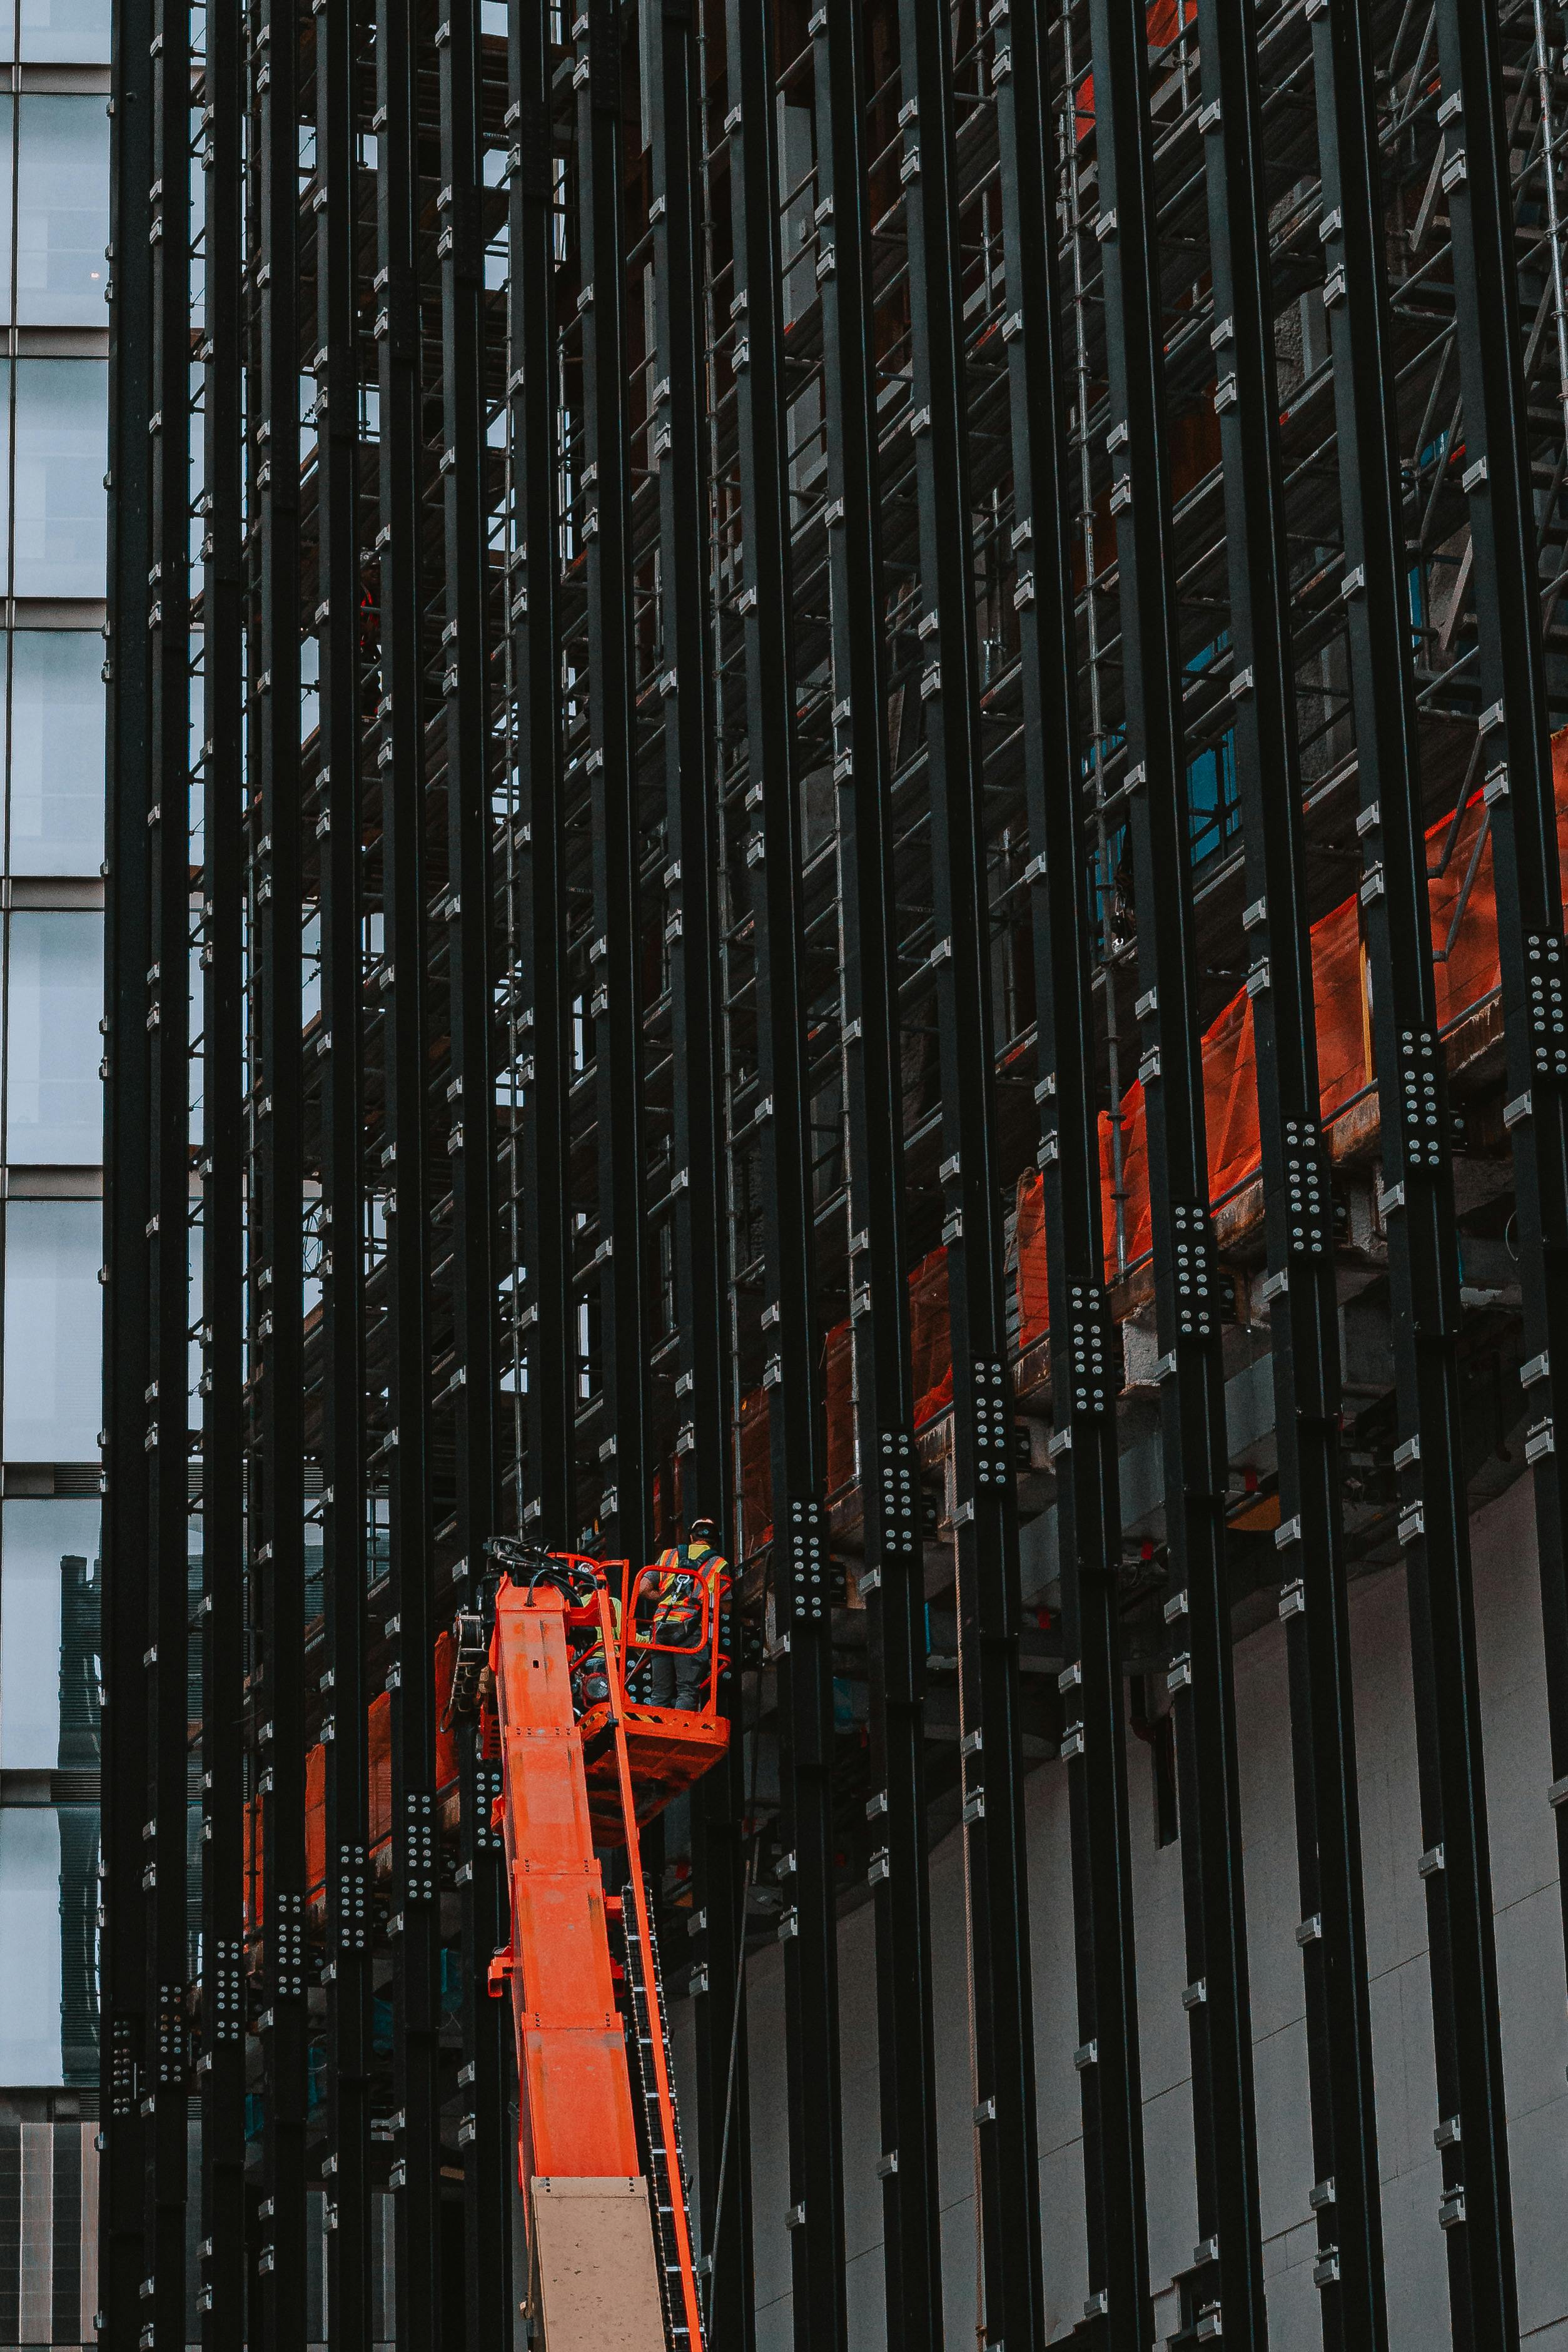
[12,360,106,599]
[0,1805,95,2084]
[0,101,16,321]
[3,1200,102,1459]
[8,631,105,873]
[0,362,13,581]
[0,1809,63,2082]
[14,98,109,327]
[6,911,102,1162]
[0,1496,99,1768]
[18,0,110,61]
[57,1802,97,2080]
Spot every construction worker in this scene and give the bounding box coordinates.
[645,1515,729,1713]
[564,1568,617,1714]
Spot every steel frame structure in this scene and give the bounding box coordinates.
[101,1,1568,2344]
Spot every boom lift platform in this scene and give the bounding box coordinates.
[453,1543,729,2351]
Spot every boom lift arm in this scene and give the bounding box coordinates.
[464,1546,727,2350]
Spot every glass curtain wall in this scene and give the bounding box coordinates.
[0,6,108,2348]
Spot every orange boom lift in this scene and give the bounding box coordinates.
[455,1543,729,2350]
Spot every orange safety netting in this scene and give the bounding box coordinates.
[739,1384,773,1558]
[826,1322,854,1495]
[1016,1167,1050,1351]
[1075,3,1198,136]
[731,741,1568,1557]
[246,1630,460,1930]
[741,1251,959,1539]
[1013,736,1568,1337]
[909,1249,954,1429]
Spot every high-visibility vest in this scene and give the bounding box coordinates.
[567,1594,620,1680]
[649,1541,729,1643]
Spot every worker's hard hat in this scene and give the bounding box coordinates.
[689,1514,720,1541]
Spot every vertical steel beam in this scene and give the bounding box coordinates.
[891,8,1045,2343]
[198,0,249,2331]
[809,10,943,2344]
[574,0,651,1568]
[1083,4,1266,2332]
[255,0,310,2336]
[1434,0,1568,2002]
[374,0,445,2336]
[723,8,846,2342]
[103,0,157,2335]
[1192,3,1389,2334]
[1310,3,1519,2334]
[993,8,1152,2339]
[313,0,373,2338]
[645,0,727,1543]
[437,0,512,2331]
[644,3,748,2324]
[143,0,194,2337]
[508,0,575,1541]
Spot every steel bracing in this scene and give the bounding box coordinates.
[102,3,1568,2345]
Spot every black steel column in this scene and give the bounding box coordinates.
[644,1,747,2326]
[994,8,1152,2339]
[143,0,193,2337]
[1084,3,1266,2333]
[1435,0,1568,2000]
[313,0,372,2336]
[891,9,1044,2344]
[575,1,650,1568]
[724,7,846,2341]
[255,0,309,2336]
[1310,2,1519,2335]
[508,0,575,1542]
[103,0,158,2333]
[437,0,512,2331]
[375,0,445,2336]
[198,0,248,2329]
[1194,1,1389,2334]
[809,9,943,2344]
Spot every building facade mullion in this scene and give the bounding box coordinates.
[374,0,445,2335]
[723,8,845,2341]
[1310,3,1519,2333]
[198,0,250,2326]
[574,1,650,1569]
[435,4,512,2334]
[992,8,1153,2337]
[1193,2,1390,2334]
[1434,0,1568,1999]
[312,0,373,2337]
[890,10,1045,2345]
[1083,5,1267,2333]
[103,0,159,2338]
[143,0,195,2336]
[507,0,575,1544]
[809,10,943,2343]
[643,4,747,2324]
[254,0,310,2334]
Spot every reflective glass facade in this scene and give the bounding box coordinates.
[0,0,106,2342]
